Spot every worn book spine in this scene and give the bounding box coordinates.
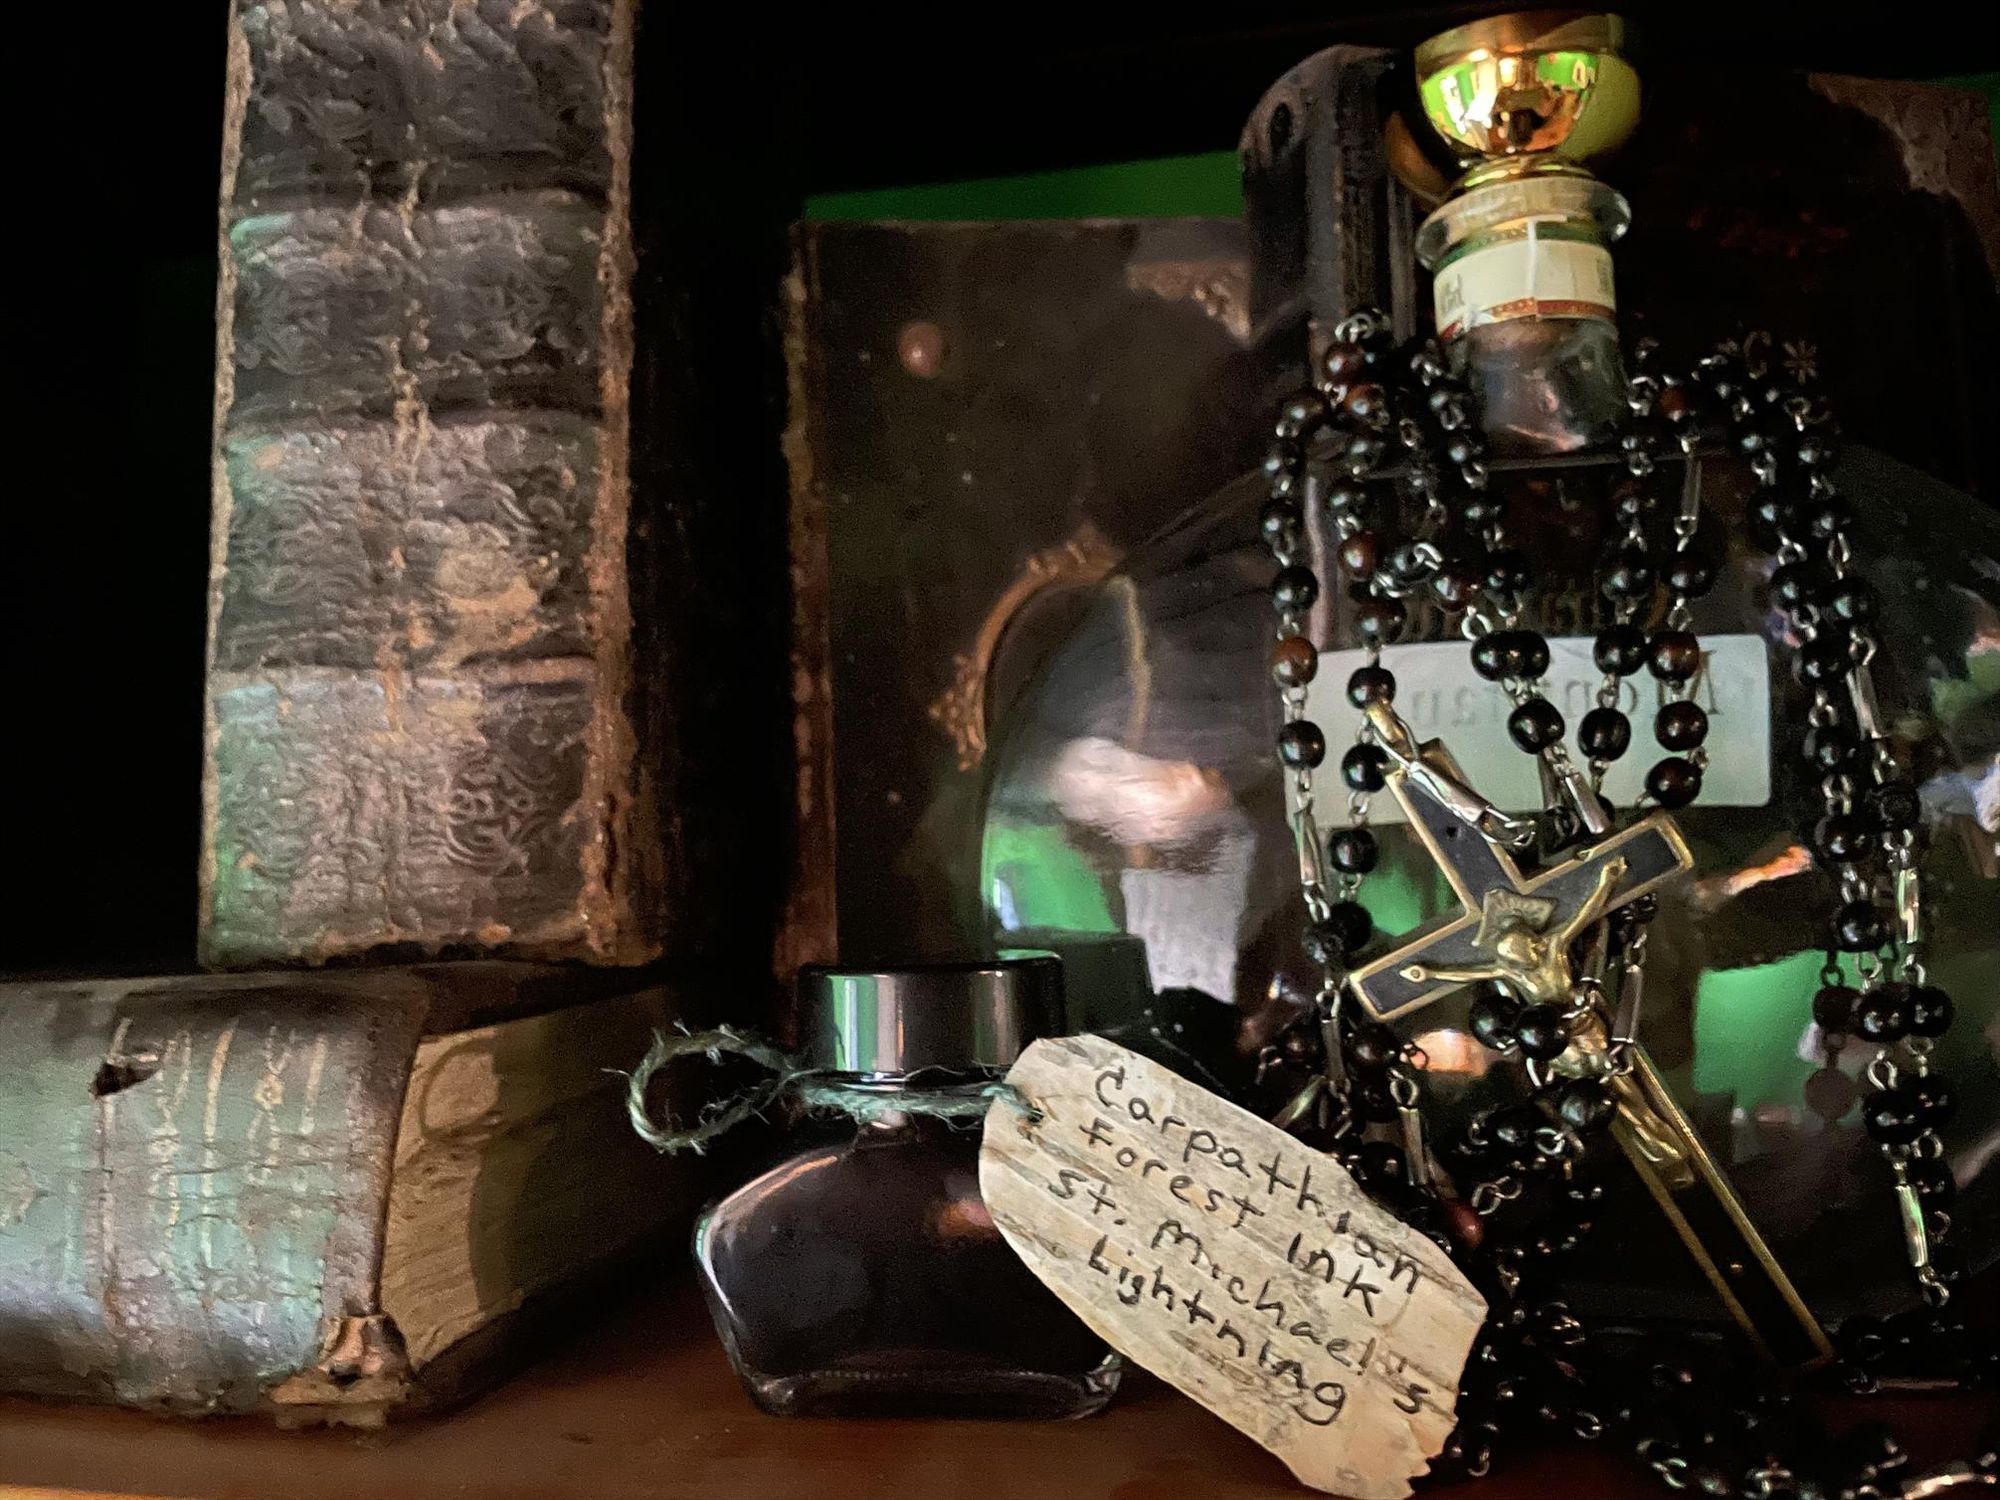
[0,967,692,1423]
[204,0,665,966]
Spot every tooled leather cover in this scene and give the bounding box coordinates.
[0,970,428,1411]
[203,0,661,966]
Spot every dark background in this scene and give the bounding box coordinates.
[9,5,1998,977]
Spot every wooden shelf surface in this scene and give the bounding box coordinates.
[2,1283,1991,1500]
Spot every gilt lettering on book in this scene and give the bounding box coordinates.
[982,1036,1483,1500]
[204,0,672,966]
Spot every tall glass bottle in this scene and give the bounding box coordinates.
[975,20,1999,1333]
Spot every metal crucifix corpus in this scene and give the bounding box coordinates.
[1345,702,1833,1368]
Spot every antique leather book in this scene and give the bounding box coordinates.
[206,0,686,966]
[0,966,698,1424]
[781,217,1272,973]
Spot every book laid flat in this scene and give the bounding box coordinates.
[0,966,698,1425]
[205,0,677,966]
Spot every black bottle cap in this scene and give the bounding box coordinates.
[794,954,1063,1075]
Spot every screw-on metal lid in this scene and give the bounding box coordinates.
[794,955,1064,1075]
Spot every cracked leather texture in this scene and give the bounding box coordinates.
[204,0,657,967]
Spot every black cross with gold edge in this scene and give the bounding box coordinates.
[1344,701,1834,1368]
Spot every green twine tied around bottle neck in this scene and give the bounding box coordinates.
[621,1025,1040,1156]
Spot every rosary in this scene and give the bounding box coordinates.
[1257,309,1996,1495]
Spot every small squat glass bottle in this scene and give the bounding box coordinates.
[693,958,1122,1418]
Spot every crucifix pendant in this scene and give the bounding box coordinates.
[1344,702,1833,1368]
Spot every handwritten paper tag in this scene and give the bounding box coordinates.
[981,1036,1486,1499]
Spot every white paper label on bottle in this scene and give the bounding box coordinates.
[981,1035,1486,1499]
[1290,633,1770,824]
[1433,225,1615,339]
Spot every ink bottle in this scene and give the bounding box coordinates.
[693,958,1122,1418]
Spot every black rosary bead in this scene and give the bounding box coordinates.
[1324,480,1368,515]
[1908,1076,1956,1128]
[1328,826,1379,874]
[1345,431,1389,469]
[1460,493,1506,527]
[1648,629,1703,683]
[1355,596,1406,645]
[1579,706,1632,760]
[1484,548,1531,597]
[1431,561,1482,610]
[1259,500,1301,554]
[1664,548,1719,598]
[1867,779,1922,831]
[1768,560,1824,610]
[1830,898,1889,952]
[1336,530,1381,581]
[1655,699,1709,751]
[1908,985,1955,1038]
[1823,578,1878,625]
[1319,341,1369,389]
[1750,491,1801,544]
[1268,468,1300,501]
[1277,720,1327,769]
[1346,1020,1401,1071]
[1271,564,1319,612]
[1507,698,1566,753]
[1813,812,1878,865]
[1557,1079,1616,1133]
[1341,742,1389,792]
[1862,1090,1924,1146]
[1271,635,1318,687]
[1811,983,1860,1033]
[1600,546,1655,601]
[1273,392,1325,446]
[1798,631,1855,684]
[1279,1025,1323,1066]
[1853,983,1913,1044]
[1512,1004,1572,1061]
[1486,1104,1547,1168]
[1512,630,1552,679]
[1594,623,1649,675]
[1444,431,1484,467]
[1646,756,1702,809]
[1806,495,1853,538]
[1342,381,1391,427]
[1346,665,1396,707]
[1469,986,1525,1052]
[1472,629,1551,683]
[1804,722,1859,770]
[1908,1157,1956,1207]
[1304,901,1373,966]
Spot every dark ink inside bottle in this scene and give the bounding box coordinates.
[694,958,1122,1418]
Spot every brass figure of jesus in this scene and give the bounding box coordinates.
[1399,856,1628,1006]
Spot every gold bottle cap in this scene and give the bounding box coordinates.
[1415,11,1638,188]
